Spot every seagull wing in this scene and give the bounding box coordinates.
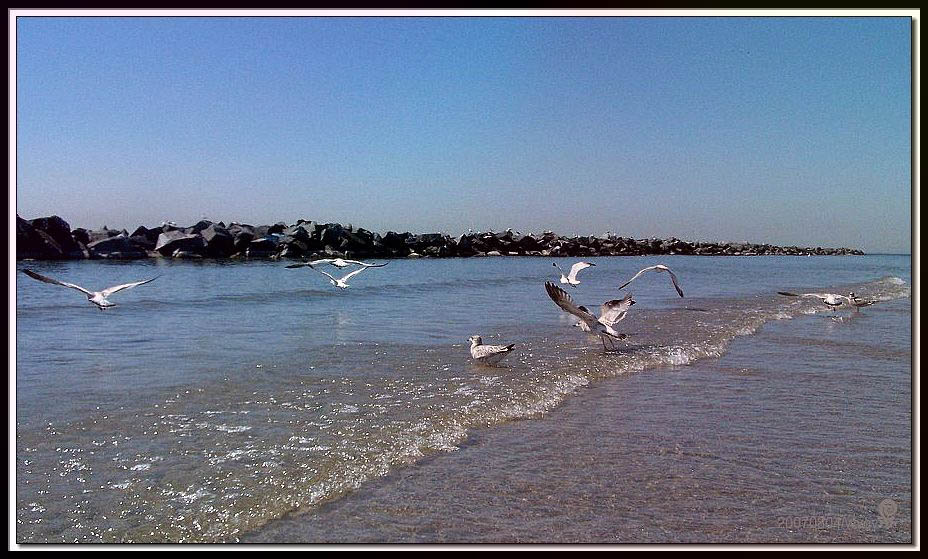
[545,282,599,326]
[665,267,684,297]
[600,293,635,325]
[618,266,658,290]
[309,266,339,283]
[339,267,370,283]
[341,259,388,268]
[472,343,514,359]
[567,261,594,282]
[840,294,875,306]
[23,269,93,296]
[285,263,313,269]
[100,276,160,297]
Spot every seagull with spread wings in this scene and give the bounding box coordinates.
[286,258,387,270]
[22,269,160,310]
[618,264,684,298]
[305,264,377,289]
[552,261,595,287]
[575,292,636,333]
[545,282,632,351]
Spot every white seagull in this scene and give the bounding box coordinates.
[306,264,375,289]
[575,293,636,332]
[618,264,684,297]
[545,282,630,351]
[287,258,387,269]
[22,269,160,310]
[468,335,516,366]
[552,261,596,287]
[845,291,876,312]
[777,291,849,315]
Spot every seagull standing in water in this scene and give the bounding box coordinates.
[618,264,684,297]
[22,269,160,310]
[777,291,847,315]
[552,261,595,287]
[286,258,387,270]
[575,293,636,332]
[545,282,631,351]
[844,292,876,312]
[468,335,516,366]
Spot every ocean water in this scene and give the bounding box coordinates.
[14,255,912,543]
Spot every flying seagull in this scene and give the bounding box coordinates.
[575,293,636,332]
[552,261,595,287]
[22,269,160,310]
[545,281,630,351]
[777,291,848,315]
[286,258,388,269]
[468,335,516,366]
[618,264,684,297]
[306,264,376,289]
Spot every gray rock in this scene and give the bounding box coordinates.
[201,224,235,257]
[29,216,81,257]
[246,235,279,257]
[86,236,147,259]
[155,230,207,256]
[17,216,65,259]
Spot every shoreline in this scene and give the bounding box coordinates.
[242,302,911,544]
[17,214,865,261]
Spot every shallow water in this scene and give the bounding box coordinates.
[14,255,912,543]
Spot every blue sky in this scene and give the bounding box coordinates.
[15,15,912,252]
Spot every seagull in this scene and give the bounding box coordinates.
[545,282,630,351]
[777,291,847,315]
[305,264,375,289]
[575,293,636,332]
[468,335,516,366]
[552,261,595,287]
[845,291,876,312]
[618,264,684,297]
[286,258,387,269]
[22,269,160,310]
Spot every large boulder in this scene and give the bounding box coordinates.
[17,215,67,259]
[319,223,346,247]
[227,224,256,253]
[86,227,122,244]
[282,222,313,242]
[29,216,82,257]
[155,230,207,256]
[185,220,214,234]
[246,235,279,257]
[130,225,163,245]
[87,235,148,259]
[200,223,235,257]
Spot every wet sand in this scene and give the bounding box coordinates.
[246,304,912,544]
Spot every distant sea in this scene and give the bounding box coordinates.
[15,254,911,543]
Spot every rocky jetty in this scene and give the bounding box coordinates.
[15,214,866,261]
